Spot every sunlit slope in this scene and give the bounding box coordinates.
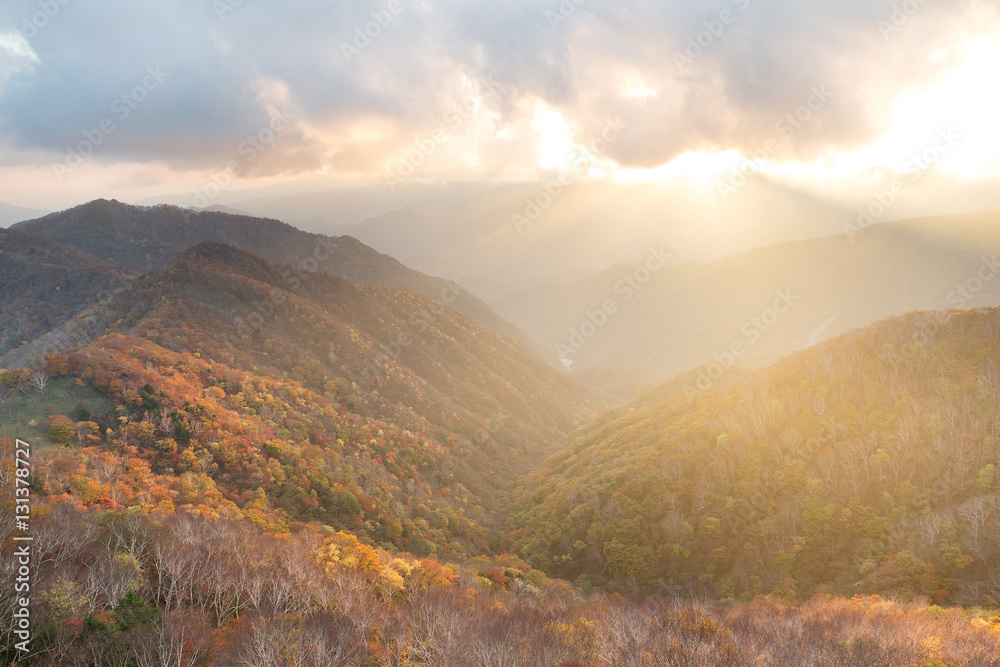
[507,308,1000,604]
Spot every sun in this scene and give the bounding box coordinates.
[531,103,576,171]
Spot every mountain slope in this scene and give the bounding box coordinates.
[24,242,596,558]
[0,228,133,363]
[13,199,541,357]
[494,212,1000,384]
[507,308,1000,604]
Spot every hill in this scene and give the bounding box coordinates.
[507,308,1000,604]
[6,242,596,558]
[0,228,133,365]
[13,199,541,357]
[494,212,1000,385]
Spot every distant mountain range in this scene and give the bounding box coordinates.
[0,200,48,227]
[13,201,1000,397]
[493,212,1000,386]
[161,176,1000,304]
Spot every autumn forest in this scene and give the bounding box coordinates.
[3,201,1000,666]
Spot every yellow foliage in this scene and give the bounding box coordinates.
[203,386,226,400]
[317,531,384,578]
[378,567,406,599]
[37,576,89,620]
[69,474,110,505]
[917,635,943,662]
[545,618,598,661]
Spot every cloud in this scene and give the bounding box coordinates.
[0,29,38,85]
[0,0,995,181]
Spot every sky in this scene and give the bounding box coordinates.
[0,0,998,210]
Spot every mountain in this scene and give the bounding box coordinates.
[7,241,596,558]
[141,180,500,232]
[494,212,1000,386]
[506,308,1000,604]
[0,200,48,227]
[333,179,854,301]
[266,176,1000,303]
[0,228,133,366]
[192,204,257,217]
[13,199,543,358]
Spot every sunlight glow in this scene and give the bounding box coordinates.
[622,83,658,100]
[614,150,750,187]
[611,37,1000,186]
[805,38,1000,180]
[531,103,576,170]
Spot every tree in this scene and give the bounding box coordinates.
[30,368,50,394]
[49,415,76,444]
[128,609,211,667]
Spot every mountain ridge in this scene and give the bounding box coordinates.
[14,199,547,360]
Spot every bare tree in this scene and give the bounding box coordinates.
[32,500,97,567]
[81,550,145,609]
[128,609,211,667]
[29,368,50,394]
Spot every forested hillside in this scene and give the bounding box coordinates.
[6,240,1000,664]
[0,229,133,363]
[1,242,595,561]
[508,309,1000,605]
